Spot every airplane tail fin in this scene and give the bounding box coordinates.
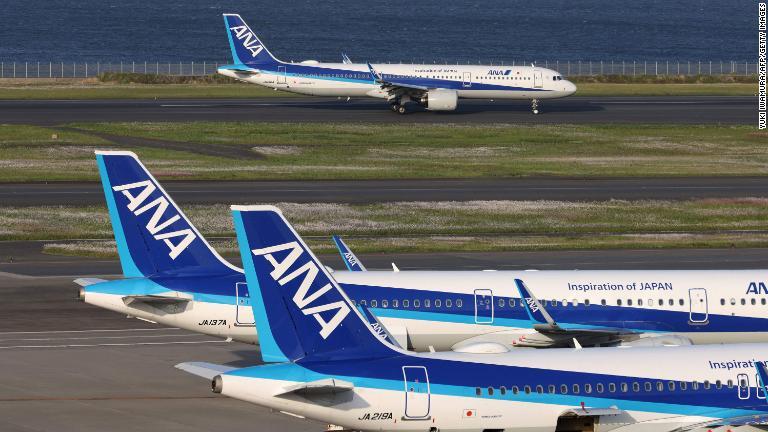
[223,14,280,66]
[331,235,367,271]
[232,205,397,363]
[96,151,238,278]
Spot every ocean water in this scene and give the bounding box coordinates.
[0,1,754,63]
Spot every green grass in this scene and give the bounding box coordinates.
[5,198,768,255]
[27,122,763,181]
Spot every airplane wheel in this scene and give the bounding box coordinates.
[533,109,539,115]
[390,104,400,112]
[397,105,408,115]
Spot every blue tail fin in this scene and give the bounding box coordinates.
[232,205,397,363]
[331,235,367,271]
[223,14,280,66]
[96,151,238,278]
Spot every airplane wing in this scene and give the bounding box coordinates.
[175,362,238,380]
[561,406,624,417]
[331,235,367,271]
[219,65,260,75]
[367,63,429,93]
[513,279,631,348]
[74,278,107,286]
[274,378,354,397]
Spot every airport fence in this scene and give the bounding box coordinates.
[0,60,758,78]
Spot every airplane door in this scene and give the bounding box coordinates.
[402,366,430,419]
[688,288,708,324]
[462,72,472,88]
[277,65,287,84]
[235,282,255,326]
[534,70,543,88]
[737,373,750,400]
[474,289,494,324]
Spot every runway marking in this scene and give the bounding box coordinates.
[0,327,180,335]
[1,333,207,342]
[0,340,229,349]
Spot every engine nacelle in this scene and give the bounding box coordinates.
[421,89,458,111]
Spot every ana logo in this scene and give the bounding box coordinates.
[112,180,196,260]
[488,69,512,76]
[344,252,359,268]
[747,282,768,294]
[229,25,264,57]
[525,297,539,313]
[252,241,351,339]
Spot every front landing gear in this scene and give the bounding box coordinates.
[531,99,540,115]
[390,103,408,114]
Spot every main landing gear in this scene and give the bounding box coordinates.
[531,98,540,115]
[390,103,408,115]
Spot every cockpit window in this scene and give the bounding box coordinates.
[552,75,564,81]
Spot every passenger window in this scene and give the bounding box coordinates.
[403,299,409,308]
[393,299,399,308]
[424,299,430,308]
[457,299,463,308]
[596,383,604,393]
[498,298,505,308]
[536,385,544,394]
[680,381,687,391]
[487,387,494,396]
[704,380,711,390]
[658,299,664,306]
[413,299,420,308]
[509,299,515,307]
[679,299,685,306]
[692,381,699,390]
[601,299,607,306]
[752,298,757,305]
[584,299,590,306]
[435,299,441,308]
[524,385,531,394]
[720,298,725,306]
[716,380,722,389]
[668,381,676,391]
[730,298,736,305]
[622,383,629,392]
[668,299,674,306]
[627,299,633,306]
[571,299,578,307]
[638,299,643,306]
[548,385,555,394]
[741,299,746,306]
[584,384,592,394]
[560,384,568,394]
[371,300,378,308]
[382,300,389,308]
[561,299,568,307]
[632,382,640,392]
[656,382,664,392]
[446,299,452,307]
[617,299,622,306]
[608,383,616,392]
[644,382,652,392]
[763,299,767,305]
[512,386,519,395]
[500,386,507,395]
[476,387,481,396]
[359,300,367,306]
[572,384,580,394]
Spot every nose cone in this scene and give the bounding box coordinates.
[563,80,577,96]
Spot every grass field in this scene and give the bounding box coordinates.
[0,77,755,99]
[1,122,763,182]
[1,198,765,256]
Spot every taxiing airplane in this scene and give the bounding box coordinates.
[80,151,768,353]
[216,14,576,114]
[177,205,768,432]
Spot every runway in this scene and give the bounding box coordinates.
[3,176,768,206]
[0,96,752,124]
[1,246,766,431]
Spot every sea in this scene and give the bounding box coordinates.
[0,0,754,63]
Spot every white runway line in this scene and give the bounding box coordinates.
[0,340,229,349]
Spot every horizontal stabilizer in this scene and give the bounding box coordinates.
[74,278,107,287]
[274,378,354,397]
[175,362,238,380]
[122,293,191,306]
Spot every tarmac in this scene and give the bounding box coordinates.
[0,96,753,124]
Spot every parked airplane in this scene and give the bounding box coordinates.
[177,205,768,432]
[79,151,768,353]
[216,14,576,114]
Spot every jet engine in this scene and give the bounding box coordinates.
[420,89,458,111]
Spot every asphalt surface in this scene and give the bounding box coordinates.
[4,176,768,206]
[1,246,767,431]
[0,96,753,124]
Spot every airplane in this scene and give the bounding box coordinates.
[177,204,768,432]
[79,150,768,353]
[216,14,576,114]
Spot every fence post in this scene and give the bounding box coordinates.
[37,61,40,78]
[192,61,195,75]
[600,60,603,75]
[179,61,182,75]
[156,62,159,74]
[61,62,63,78]
[97,61,100,75]
[13,62,16,78]
[25,62,28,78]
[698,61,701,75]
[120,61,123,73]
[85,62,88,77]
[1,62,3,78]
[132,61,135,73]
[709,61,711,75]
[677,61,680,75]
[567,61,570,75]
[49,62,52,78]
[655,61,657,75]
[666,61,669,75]
[144,61,147,74]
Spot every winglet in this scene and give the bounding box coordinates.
[757,361,768,399]
[515,278,558,328]
[367,63,382,82]
[331,235,366,272]
[341,53,352,64]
